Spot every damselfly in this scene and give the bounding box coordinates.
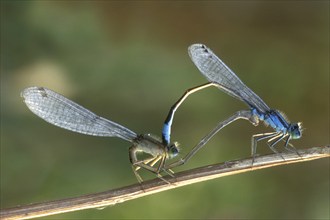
[21,87,179,182]
[163,44,302,168]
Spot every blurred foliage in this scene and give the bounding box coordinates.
[1,1,329,219]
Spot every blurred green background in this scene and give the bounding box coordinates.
[1,1,329,219]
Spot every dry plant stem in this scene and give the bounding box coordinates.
[1,146,329,220]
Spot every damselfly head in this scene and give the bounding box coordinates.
[166,142,180,159]
[289,122,303,139]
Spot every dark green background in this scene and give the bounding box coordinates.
[1,1,329,219]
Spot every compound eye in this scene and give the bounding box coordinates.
[171,146,179,155]
[167,142,179,158]
[290,123,302,139]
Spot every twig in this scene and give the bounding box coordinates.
[1,145,329,220]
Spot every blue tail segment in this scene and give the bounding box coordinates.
[162,106,175,145]
[162,123,171,145]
